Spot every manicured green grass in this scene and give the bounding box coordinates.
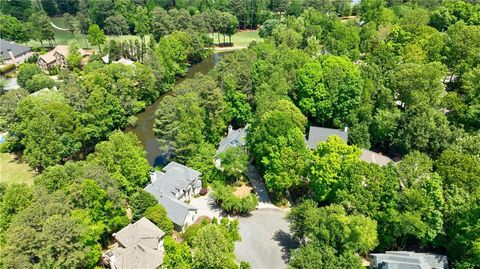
[213,30,263,48]
[0,153,36,185]
[230,30,263,47]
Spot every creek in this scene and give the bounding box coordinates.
[125,51,230,166]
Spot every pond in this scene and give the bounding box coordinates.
[125,51,230,167]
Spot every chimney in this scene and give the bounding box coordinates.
[7,49,17,65]
[344,125,349,133]
[228,125,233,134]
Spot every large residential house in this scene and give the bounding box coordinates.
[37,45,91,70]
[306,126,393,166]
[104,217,166,269]
[0,39,32,65]
[144,162,202,230]
[370,251,448,269]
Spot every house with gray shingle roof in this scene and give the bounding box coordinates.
[1,39,32,65]
[217,125,248,154]
[144,162,202,230]
[104,217,166,269]
[370,251,448,269]
[306,126,349,149]
[306,126,394,166]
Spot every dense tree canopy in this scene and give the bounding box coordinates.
[2,1,480,268]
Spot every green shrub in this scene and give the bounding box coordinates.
[25,53,39,64]
[129,189,158,221]
[17,63,42,87]
[1,64,16,74]
[240,261,251,269]
[24,74,55,93]
[182,218,210,246]
[211,183,258,215]
[144,204,174,235]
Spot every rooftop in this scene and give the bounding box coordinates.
[306,126,348,149]
[114,217,165,250]
[0,39,31,60]
[111,243,164,269]
[371,251,448,269]
[360,149,393,166]
[144,162,201,227]
[38,45,91,64]
[217,125,248,154]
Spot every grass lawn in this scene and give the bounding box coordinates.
[213,30,263,48]
[231,30,263,47]
[0,153,36,185]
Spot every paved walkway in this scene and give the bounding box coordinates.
[189,191,227,221]
[4,78,19,91]
[245,163,279,209]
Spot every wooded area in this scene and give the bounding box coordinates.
[1,0,479,268]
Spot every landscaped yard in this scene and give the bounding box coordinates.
[0,153,36,185]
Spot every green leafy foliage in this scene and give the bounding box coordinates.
[129,189,158,221]
[17,63,43,88]
[144,204,174,235]
[163,236,193,269]
[192,223,238,269]
[287,202,377,268]
[88,24,106,50]
[307,136,362,201]
[88,131,150,193]
[211,183,258,215]
[217,147,249,182]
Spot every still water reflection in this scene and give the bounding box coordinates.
[125,52,229,166]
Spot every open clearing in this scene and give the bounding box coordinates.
[0,153,36,185]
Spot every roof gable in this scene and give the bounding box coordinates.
[112,243,164,269]
[114,217,165,249]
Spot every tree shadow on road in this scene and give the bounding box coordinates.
[272,229,299,262]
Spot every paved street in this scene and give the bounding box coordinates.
[235,208,298,269]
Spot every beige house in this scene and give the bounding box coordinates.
[103,217,166,269]
[37,45,92,70]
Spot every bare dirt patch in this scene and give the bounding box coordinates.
[234,184,252,198]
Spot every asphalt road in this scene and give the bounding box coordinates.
[234,208,298,269]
